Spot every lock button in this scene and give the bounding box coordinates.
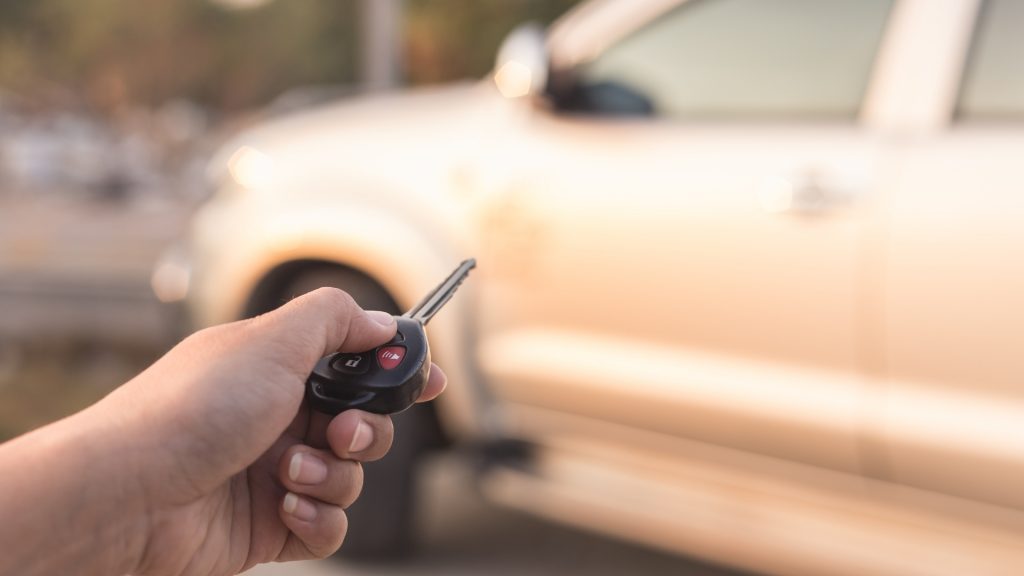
[377,346,406,370]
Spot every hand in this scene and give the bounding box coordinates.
[101,288,446,574]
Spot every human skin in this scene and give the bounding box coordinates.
[0,288,447,575]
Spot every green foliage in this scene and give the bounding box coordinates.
[0,0,583,112]
[0,0,359,111]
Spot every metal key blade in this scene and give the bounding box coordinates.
[404,258,476,325]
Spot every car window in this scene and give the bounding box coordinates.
[571,0,893,120]
[957,0,1024,121]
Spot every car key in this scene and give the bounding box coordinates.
[305,258,476,415]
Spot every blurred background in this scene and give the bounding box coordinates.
[0,0,577,440]
[3,1,1024,575]
[1,1,730,574]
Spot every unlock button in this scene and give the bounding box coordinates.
[331,353,371,375]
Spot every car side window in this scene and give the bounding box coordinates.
[957,0,1024,121]
[565,0,893,120]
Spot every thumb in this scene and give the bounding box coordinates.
[264,287,398,362]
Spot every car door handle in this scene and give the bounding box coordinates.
[790,180,839,213]
[757,173,855,216]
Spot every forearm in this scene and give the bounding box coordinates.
[0,404,147,575]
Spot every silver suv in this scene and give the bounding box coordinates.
[159,0,1024,573]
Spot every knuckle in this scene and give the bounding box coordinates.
[311,510,348,558]
[314,538,341,560]
[337,461,363,508]
[377,417,395,451]
[336,512,350,548]
[333,512,350,554]
[310,541,336,560]
[311,286,357,313]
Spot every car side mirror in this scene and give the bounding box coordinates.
[493,23,549,99]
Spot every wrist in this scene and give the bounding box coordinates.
[73,400,153,574]
[0,403,149,575]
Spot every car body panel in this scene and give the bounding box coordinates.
[483,410,1024,576]
[473,117,892,475]
[880,128,1024,509]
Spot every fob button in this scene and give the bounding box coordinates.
[377,346,406,370]
[331,353,371,375]
[392,329,405,343]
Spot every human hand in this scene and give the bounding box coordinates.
[100,288,446,575]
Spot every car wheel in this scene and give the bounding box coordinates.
[267,265,447,560]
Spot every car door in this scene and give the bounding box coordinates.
[880,0,1024,509]
[474,0,898,474]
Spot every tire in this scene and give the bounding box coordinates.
[270,265,446,561]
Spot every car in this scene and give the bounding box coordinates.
[156,0,1024,573]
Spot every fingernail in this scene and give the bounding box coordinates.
[283,492,318,522]
[366,310,395,326]
[349,421,374,453]
[289,452,327,485]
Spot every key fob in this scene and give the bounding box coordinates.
[306,317,430,415]
[304,259,475,415]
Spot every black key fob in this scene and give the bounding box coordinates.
[307,317,429,415]
[304,259,475,415]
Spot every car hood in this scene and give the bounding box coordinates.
[211,81,498,194]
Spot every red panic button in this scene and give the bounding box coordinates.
[377,346,406,370]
